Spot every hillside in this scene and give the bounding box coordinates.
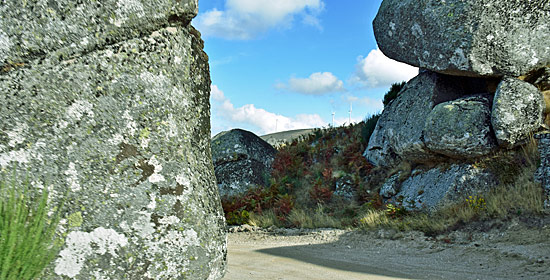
[260,128,315,147]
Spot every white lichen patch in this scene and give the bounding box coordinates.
[67,100,94,121]
[130,212,155,238]
[0,30,12,62]
[147,156,165,183]
[65,162,81,192]
[110,0,145,27]
[7,123,28,147]
[0,149,31,167]
[55,227,128,278]
[144,229,200,279]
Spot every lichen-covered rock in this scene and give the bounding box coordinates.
[388,164,497,211]
[365,70,495,167]
[373,0,550,77]
[211,129,277,197]
[534,133,550,208]
[0,10,226,280]
[491,78,545,148]
[424,95,497,158]
[380,173,400,199]
[0,0,197,66]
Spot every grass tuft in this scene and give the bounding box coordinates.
[0,169,64,280]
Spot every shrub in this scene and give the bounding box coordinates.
[361,114,380,144]
[382,81,406,107]
[0,170,64,280]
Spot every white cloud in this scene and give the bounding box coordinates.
[210,85,326,135]
[210,85,226,101]
[277,72,345,95]
[351,48,418,88]
[194,0,325,40]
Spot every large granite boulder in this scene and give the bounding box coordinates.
[365,70,495,167]
[386,165,497,211]
[424,95,497,158]
[534,133,550,208]
[212,129,277,198]
[0,1,226,279]
[373,0,550,77]
[491,78,545,148]
[0,0,197,66]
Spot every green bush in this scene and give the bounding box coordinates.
[361,114,380,144]
[382,81,406,107]
[0,170,64,280]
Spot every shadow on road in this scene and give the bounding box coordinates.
[256,242,418,280]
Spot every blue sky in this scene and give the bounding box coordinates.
[193,0,418,136]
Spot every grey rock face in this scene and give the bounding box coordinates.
[365,71,494,166]
[491,78,544,148]
[373,0,550,77]
[424,95,497,158]
[534,133,550,208]
[0,1,226,279]
[0,0,197,66]
[380,174,400,199]
[390,165,497,211]
[212,129,277,197]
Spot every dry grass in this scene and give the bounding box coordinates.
[288,205,341,229]
[359,167,544,235]
[249,205,343,229]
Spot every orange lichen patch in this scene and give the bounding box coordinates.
[1,62,25,72]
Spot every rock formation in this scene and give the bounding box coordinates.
[534,133,550,208]
[0,0,226,279]
[212,129,277,198]
[368,0,549,211]
[373,0,550,77]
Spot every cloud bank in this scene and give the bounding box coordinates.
[277,72,345,95]
[210,85,326,135]
[351,48,418,88]
[194,0,325,40]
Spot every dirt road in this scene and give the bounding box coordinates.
[223,222,550,280]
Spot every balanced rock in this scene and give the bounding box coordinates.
[212,129,277,198]
[388,165,497,211]
[365,70,495,167]
[373,0,550,77]
[491,78,545,148]
[424,95,497,158]
[0,1,226,279]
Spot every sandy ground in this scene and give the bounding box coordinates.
[222,220,550,280]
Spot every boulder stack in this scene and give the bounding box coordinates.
[212,129,277,198]
[367,0,549,211]
[0,0,226,278]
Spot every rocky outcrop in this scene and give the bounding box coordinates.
[0,1,226,279]
[491,78,545,147]
[365,71,496,167]
[373,0,550,77]
[424,95,496,158]
[368,0,549,211]
[212,129,277,198]
[384,165,496,211]
[534,133,550,208]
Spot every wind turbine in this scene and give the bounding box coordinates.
[348,102,352,126]
[332,112,335,127]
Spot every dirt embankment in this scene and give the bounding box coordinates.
[223,219,550,280]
